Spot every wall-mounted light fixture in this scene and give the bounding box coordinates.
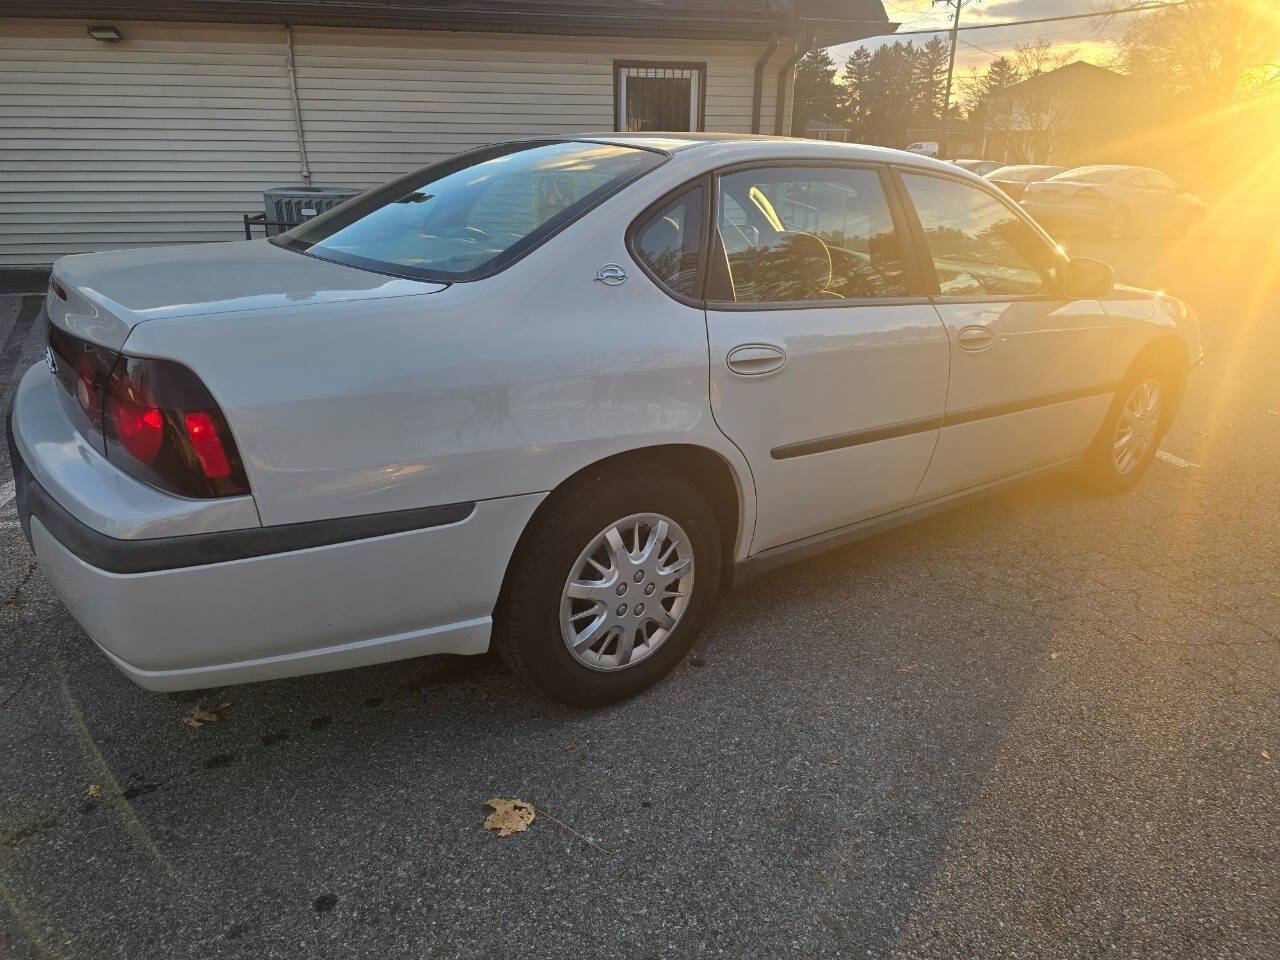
[86,25,123,41]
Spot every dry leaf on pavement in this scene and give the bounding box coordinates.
[1263,749,1271,761]
[1049,652,1062,661]
[183,701,231,729]
[84,784,101,798]
[484,798,535,837]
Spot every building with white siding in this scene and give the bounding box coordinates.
[0,0,891,267]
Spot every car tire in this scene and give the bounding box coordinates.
[1080,359,1177,494]
[494,463,721,707]
[1104,208,1129,241]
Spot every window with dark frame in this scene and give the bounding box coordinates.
[615,62,706,132]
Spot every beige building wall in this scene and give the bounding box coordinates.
[0,18,796,266]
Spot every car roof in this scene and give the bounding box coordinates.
[565,132,965,174]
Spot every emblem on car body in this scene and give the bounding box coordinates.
[45,345,57,375]
[595,263,627,286]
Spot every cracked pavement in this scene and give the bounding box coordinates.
[0,230,1277,959]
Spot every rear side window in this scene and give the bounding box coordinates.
[276,141,665,282]
[900,172,1058,298]
[712,166,909,304]
[632,186,704,298]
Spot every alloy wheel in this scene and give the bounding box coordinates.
[559,512,695,671]
[1112,378,1162,475]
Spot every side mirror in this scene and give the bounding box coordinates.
[1064,257,1113,299]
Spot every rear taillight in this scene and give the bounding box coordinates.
[104,355,249,498]
[48,321,249,498]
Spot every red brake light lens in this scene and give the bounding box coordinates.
[183,411,231,479]
[103,355,249,498]
[108,370,164,465]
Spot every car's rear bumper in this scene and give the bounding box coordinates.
[9,364,543,691]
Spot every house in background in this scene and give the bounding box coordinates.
[802,118,850,142]
[984,61,1130,165]
[0,0,892,267]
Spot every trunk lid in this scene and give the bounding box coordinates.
[48,239,445,350]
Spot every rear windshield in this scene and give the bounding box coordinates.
[990,165,1064,182]
[274,141,665,282]
[1049,166,1129,183]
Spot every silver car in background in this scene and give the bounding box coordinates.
[984,164,1067,202]
[1020,164,1206,239]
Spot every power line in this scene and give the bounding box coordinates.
[863,0,1191,39]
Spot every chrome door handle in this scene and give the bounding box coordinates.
[956,325,995,352]
[725,343,786,376]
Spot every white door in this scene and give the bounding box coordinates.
[894,171,1113,499]
[703,164,951,553]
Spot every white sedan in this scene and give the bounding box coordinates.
[8,134,1202,706]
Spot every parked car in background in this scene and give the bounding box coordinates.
[1020,164,1206,240]
[952,159,1001,176]
[984,164,1067,201]
[9,135,1202,707]
[906,140,939,157]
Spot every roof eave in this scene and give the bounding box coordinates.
[6,2,893,42]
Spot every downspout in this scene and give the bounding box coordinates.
[284,24,312,185]
[750,37,779,135]
[774,35,814,137]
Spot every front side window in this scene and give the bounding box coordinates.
[900,172,1058,298]
[616,62,704,132]
[632,186,704,298]
[275,141,664,282]
[712,167,910,304]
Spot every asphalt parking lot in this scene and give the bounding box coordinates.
[1,229,1277,959]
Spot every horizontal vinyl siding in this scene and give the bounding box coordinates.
[292,28,785,187]
[0,19,302,265]
[0,19,789,266]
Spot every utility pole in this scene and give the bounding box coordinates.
[933,0,972,160]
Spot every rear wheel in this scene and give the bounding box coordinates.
[495,464,721,706]
[1081,364,1171,493]
[1104,207,1129,240]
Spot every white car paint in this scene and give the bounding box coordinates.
[9,134,1203,692]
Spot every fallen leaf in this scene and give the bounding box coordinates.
[1048,652,1062,661]
[84,784,101,798]
[183,701,231,729]
[1263,749,1271,761]
[484,798,535,837]
[896,663,916,674]
[824,758,840,767]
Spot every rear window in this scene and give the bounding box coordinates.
[989,165,1064,182]
[274,141,665,282]
[1049,166,1129,183]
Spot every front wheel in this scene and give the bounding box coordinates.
[1081,368,1169,493]
[494,464,721,706]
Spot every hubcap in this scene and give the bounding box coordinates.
[559,512,695,671]
[1112,378,1162,475]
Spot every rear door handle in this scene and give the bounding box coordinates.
[956,325,996,352]
[726,343,786,376]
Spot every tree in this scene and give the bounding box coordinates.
[790,47,840,137]
[911,36,952,125]
[1111,0,1280,106]
[963,56,1021,161]
[1008,41,1079,163]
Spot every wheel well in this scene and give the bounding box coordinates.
[501,444,745,597]
[1125,334,1189,428]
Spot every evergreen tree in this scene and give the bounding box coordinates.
[790,48,840,137]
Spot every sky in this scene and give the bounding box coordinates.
[825,0,1136,77]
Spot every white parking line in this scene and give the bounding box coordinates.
[0,479,15,511]
[1156,450,1199,469]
